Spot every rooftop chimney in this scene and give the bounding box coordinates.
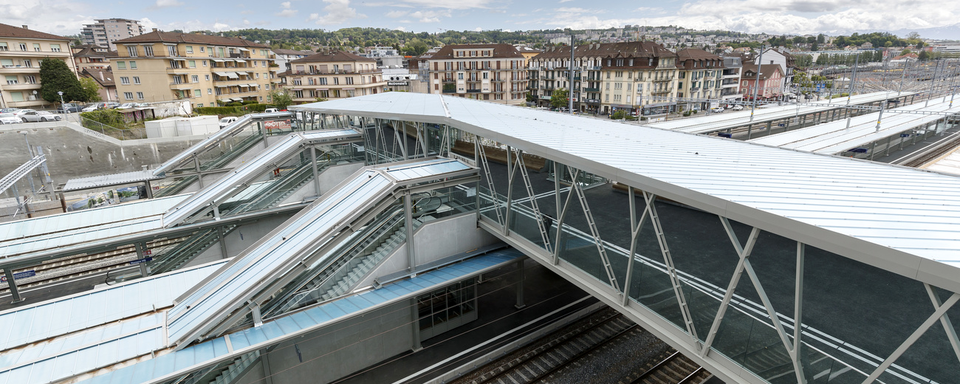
[22,25,28,29]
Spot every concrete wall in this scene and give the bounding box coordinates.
[277,162,365,206]
[145,116,218,138]
[237,301,414,384]
[359,213,502,288]
[183,212,298,268]
[0,122,207,199]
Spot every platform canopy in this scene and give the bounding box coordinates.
[292,92,960,292]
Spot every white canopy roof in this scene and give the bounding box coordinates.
[292,92,960,292]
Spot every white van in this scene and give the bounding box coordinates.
[264,108,279,113]
[219,116,238,129]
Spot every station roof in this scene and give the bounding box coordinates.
[0,195,187,260]
[292,92,960,293]
[63,169,160,192]
[646,92,916,134]
[922,146,960,176]
[0,260,225,383]
[748,95,960,154]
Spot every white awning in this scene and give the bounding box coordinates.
[212,59,225,62]
[225,72,239,79]
[238,48,250,52]
[235,59,247,63]
[247,83,258,87]
[215,85,229,88]
[214,72,229,77]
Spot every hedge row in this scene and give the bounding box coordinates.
[195,103,277,116]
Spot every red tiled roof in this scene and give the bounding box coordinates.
[0,23,69,41]
[290,50,375,63]
[114,31,269,48]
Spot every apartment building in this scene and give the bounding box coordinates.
[412,44,528,106]
[280,51,385,103]
[598,42,679,116]
[528,44,606,112]
[72,44,118,74]
[676,48,724,111]
[0,23,75,109]
[720,55,743,102]
[273,49,315,72]
[81,18,144,51]
[80,67,118,102]
[756,47,795,92]
[740,63,784,100]
[113,31,278,107]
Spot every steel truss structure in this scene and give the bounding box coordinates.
[292,92,960,384]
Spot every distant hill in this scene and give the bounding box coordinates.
[888,24,960,41]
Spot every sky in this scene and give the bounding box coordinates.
[3,0,959,39]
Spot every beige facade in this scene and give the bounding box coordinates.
[0,23,75,109]
[281,51,385,104]
[413,44,528,106]
[598,42,679,116]
[113,31,278,107]
[676,49,725,111]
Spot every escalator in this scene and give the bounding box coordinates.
[165,158,478,348]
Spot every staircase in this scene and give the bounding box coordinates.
[209,350,261,384]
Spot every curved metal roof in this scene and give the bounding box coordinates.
[293,92,960,292]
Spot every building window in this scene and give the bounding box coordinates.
[124,92,133,100]
[137,92,144,100]
[130,61,137,69]
[120,77,130,85]
[200,46,205,52]
[208,88,212,94]
[141,45,153,57]
[188,60,196,68]
[19,43,27,51]
[5,75,18,85]
[191,75,199,83]
[346,77,353,85]
[186,46,193,54]
[167,46,177,56]
[23,75,36,84]
[0,42,7,51]
[133,76,140,84]
[333,77,339,85]
[33,43,41,52]
[117,61,126,70]
[10,92,23,101]
[205,74,210,81]
[127,46,138,57]
[202,60,207,67]
[195,89,201,98]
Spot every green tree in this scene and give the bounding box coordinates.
[87,199,95,208]
[549,88,568,110]
[918,50,931,61]
[269,89,294,110]
[39,58,82,103]
[78,77,102,102]
[106,190,114,199]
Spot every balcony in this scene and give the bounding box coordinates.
[291,69,380,76]
[584,87,600,92]
[169,82,194,90]
[653,77,674,83]
[0,65,40,74]
[166,67,192,75]
[2,82,40,90]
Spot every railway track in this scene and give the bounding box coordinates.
[451,308,638,384]
[893,129,960,167]
[627,350,712,384]
[0,237,187,293]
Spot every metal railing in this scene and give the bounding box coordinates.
[78,116,147,140]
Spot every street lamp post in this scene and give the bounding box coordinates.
[57,91,65,115]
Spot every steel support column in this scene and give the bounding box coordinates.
[569,167,620,292]
[702,221,760,355]
[404,191,417,276]
[515,259,526,309]
[3,268,24,303]
[411,297,423,351]
[135,242,149,277]
[310,146,321,196]
[622,186,650,306]
[925,284,960,366]
[503,146,517,236]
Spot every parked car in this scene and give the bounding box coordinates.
[81,104,99,112]
[117,103,137,109]
[731,105,744,111]
[104,102,120,109]
[0,113,22,124]
[20,111,61,122]
[219,116,238,129]
[13,109,35,117]
[710,107,724,113]
[60,103,83,113]
[264,108,279,113]
[0,108,20,114]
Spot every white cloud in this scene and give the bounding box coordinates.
[475,27,482,31]
[154,0,183,8]
[0,1,94,35]
[395,26,407,31]
[386,10,409,18]
[397,0,490,10]
[277,9,298,17]
[308,0,367,25]
[281,1,292,8]
[403,10,451,23]
[559,0,574,3]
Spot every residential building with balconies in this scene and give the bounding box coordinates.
[676,48,725,111]
[756,47,794,93]
[273,49,315,72]
[72,44,118,74]
[112,31,277,107]
[598,41,679,116]
[280,51,384,103]
[81,18,144,51]
[413,44,528,106]
[527,44,608,112]
[0,23,75,109]
[720,55,744,102]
